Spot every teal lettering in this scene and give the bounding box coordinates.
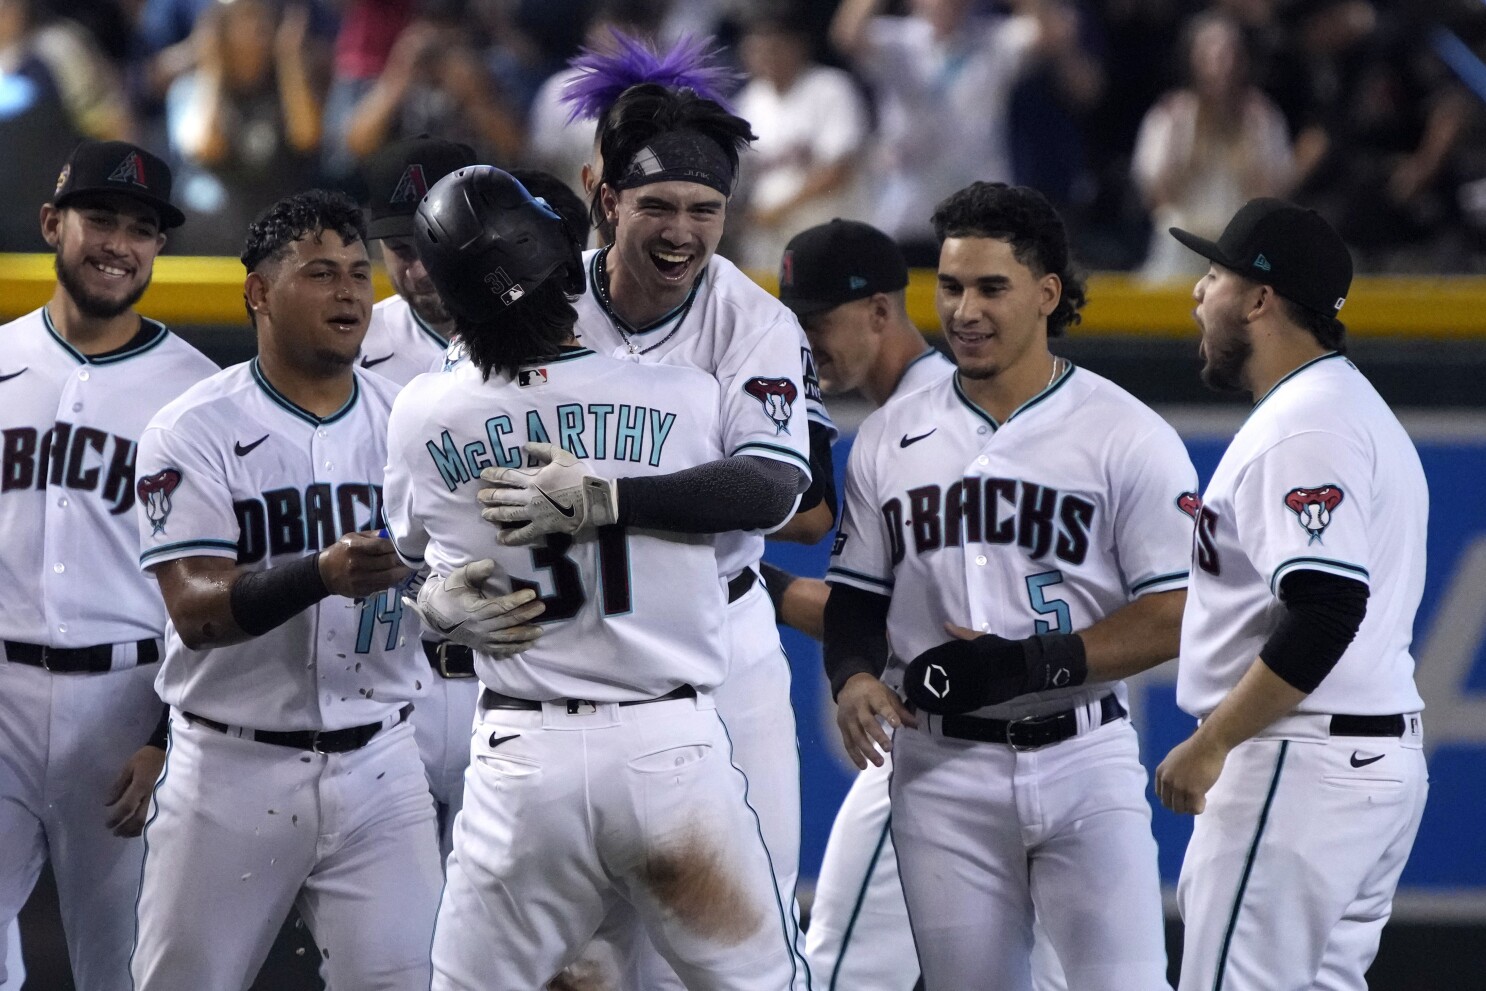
[484,415,520,468]
[525,410,551,447]
[557,403,589,459]
[647,410,677,468]
[463,441,491,474]
[426,431,469,492]
[614,405,645,463]
[588,404,614,460]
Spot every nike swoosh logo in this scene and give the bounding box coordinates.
[0,368,28,383]
[536,486,575,518]
[489,733,520,749]
[234,434,270,457]
[900,429,936,448]
[360,353,394,369]
[1350,751,1385,768]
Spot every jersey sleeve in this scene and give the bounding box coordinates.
[381,394,430,570]
[800,331,839,443]
[136,417,241,570]
[826,417,893,594]
[717,312,814,481]
[1232,429,1373,594]
[1112,422,1199,597]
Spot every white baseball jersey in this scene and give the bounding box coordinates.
[360,294,451,387]
[829,363,1198,718]
[573,249,819,579]
[0,308,217,652]
[136,360,424,731]
[1177,352,1428,717]
[384,348,731,701]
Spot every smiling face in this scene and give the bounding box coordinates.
[935,236,1059,382]
[248,231,373,375]
[601,180,726,319]
[1191,263,1256,393]
[802,296,880,396]
[43,194,165,319]
[379,234,452,327]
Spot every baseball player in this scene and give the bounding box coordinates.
[1157,200,1430,990]
[491,71,828,990]
[825,182,1195,990]
[359,136,479,387]
[0,140,216,991]
[772,219,1064,991]
[130,190,445,990]
[384,164,799,991]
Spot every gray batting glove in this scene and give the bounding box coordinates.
[402,560,546,658]
[477,442,619,545]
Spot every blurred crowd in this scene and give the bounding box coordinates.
[4,0,1486,275]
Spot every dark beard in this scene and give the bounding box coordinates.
[1199,326,1252,394]
[406,291,452,327]
[55,251,150,319]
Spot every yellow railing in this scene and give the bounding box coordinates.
[4,254,1485,339]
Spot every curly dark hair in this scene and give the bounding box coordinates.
[240,189,366,327]
[241,189,366,274]
[589,82,756,228]
[458,278,579,382]
[931,182,1087,338]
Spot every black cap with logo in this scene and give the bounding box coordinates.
[51,140,185,230]
[1170,198,1353,317]
[779,219,909,318]
[361,135,479,239]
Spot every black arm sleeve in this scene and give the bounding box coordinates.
[758,560,798,616]
[616,456,804,533]
[228,552,331,637]
[823,582,892,700]
[1259,570,1369,693]
[795,421,838,521]
[146,704,169,750]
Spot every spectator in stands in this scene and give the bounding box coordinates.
[1132,10,1293,279]
[732,2,869,270]
[319,0,417,187]
[0,0,135,141]
[343,0,524,169]
[526,1,669,197]
[829,0,1081,263]
[164,0,323,254]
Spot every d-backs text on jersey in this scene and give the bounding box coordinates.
[424,402,680,492]
[883,476,1095,565]
[2,421,139,514]
[235,483,386,563]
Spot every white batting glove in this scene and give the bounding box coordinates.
[402,560,546,658]
[477,442,619,545]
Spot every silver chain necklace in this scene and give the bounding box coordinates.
[593,247,700,356]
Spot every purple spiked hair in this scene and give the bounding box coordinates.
[560,30,738,124]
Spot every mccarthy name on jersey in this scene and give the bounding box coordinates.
[421,396,681,492]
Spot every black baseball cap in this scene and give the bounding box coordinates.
[361,135,478,239]
[1170,198,1353,317]
[51,140,185,230]
[779,219,909,318]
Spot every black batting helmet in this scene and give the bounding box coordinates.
[413,165,584,323]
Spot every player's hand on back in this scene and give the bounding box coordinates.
[405,560,547,657]
[104,743,167,837]
[318,530,414,598]
[835,673,917,770]
[478,442,618,545]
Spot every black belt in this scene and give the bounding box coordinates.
[4,638,159,674]
[939,695,1126,751]
[481,684,697,714]
[183,704,414,754]
[1330,713,1406,737]
[422,640,476,679]
[728,568,757,603]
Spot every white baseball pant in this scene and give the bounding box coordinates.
[409,670,481,859]
[0,660,158,991]
[431,691,800,991]
[131,712,443,991]
[1176,718,1427,991]
[891,707,1170,991]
